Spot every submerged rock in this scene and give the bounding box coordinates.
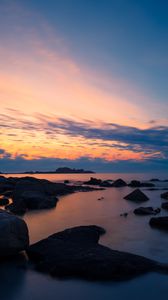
[134,207,160,216]
[124,189,149,202]
[0,210,29,256]
[161,192,168,200]
[27,225,167,281]
[112,179,127,187]
[149,217,168,230]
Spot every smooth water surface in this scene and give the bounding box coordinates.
[1,173,168,300]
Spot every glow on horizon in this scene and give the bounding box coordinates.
[0,1,167,167]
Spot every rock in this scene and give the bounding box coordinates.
[134,207,160,216]
[7,178,60,214]
[64,180,70,184]
[161,202,168,210]
[112,179,127,187]
[100,180,113,187]
[140,183,155,187]
[0,196,9,206]
[149,217,168,230]
[124,189,149,202]
[128,180,141,187]
[0,210,29,256]
[120,212,128,217]
[128,181,155,188]
[27,225,167,281]
[84,177,102,185]
[6,177,103,215]
[97,197,104,201]
[161,192,168,200]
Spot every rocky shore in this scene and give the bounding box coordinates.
[0,175,168,282]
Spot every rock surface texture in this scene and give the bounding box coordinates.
[0,209,29,256]
[27,225,166,281]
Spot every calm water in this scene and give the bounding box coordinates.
[1,173,168,300]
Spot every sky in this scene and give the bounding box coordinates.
[0,0,167,172]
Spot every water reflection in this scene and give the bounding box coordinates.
[1,173,168,300]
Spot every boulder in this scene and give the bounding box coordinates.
[149,217,168,230]
[134,207,160,216]
[128,181,155,188]
[161,202,168,210]
[124,189,149,202]
[0,196,9,206]
[112,179,127,187]
[128,180,141,187]
[100,180,113,187]
[161,192,168,200]
[84,177,102,185]
[7,178,59,215]
[0,210,29,256]
[6,177,103,215]
[27,225,167,281]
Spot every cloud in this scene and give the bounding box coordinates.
[0,155,168,173]
[0,111,167,163]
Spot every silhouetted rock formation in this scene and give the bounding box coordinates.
[100,180,114,187]
[161,202,168,210]
[4,176,102,215]
[84,177,102,185]
[0,196,9,206]
[134,207,160,215]
[55,167,94,173]
[124,189,149,202]
[149,217,168,230]
[128,180,155,188]
[161,192,168,200]
[112,178,127,187]
[27,225,167,281]
[0,210,29,256]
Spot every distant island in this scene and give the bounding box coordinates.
[23,167,95,174]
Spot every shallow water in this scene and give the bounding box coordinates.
[1,173,168,300]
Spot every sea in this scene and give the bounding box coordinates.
[1,172,168,300]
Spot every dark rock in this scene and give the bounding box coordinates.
[161,192,168,200]
[124,189,149,202]
[128,180,141,187]
[1,190,13,197]
[149,217,168,230]
[6,177,103,215]
[97,197,104,200]
[64,180,70,184]
[145,188,159,191]
[161,202,168,210]
[0,196,9,206]
[112,179,127,187]
[120,213,128,217]
[140,183,155,187]
[134,207,160,216]
[0,210,29,256]
[100,180,113,187]
[55,167,94,174]
[84,177,102,185]
[27,225,167,281]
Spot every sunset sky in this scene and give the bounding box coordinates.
[0,0,167,172]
